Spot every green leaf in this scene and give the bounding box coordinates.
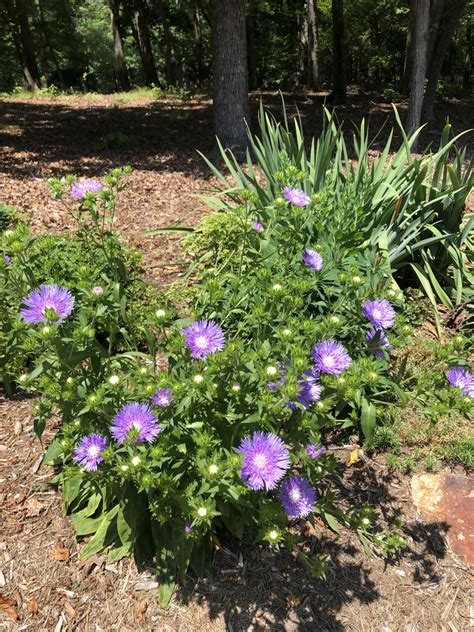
[360,398,376,441]
[322,511,340,534]
[42,438,64,465]
[80,506,119,559]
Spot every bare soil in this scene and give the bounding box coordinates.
[0,92,473,631]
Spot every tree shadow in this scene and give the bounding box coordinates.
[170,459,454,631]
[0,91,471,181]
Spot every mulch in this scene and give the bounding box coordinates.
[0,92,473,631]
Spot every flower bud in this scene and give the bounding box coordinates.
[197,507,207,517]
[155,309,166,319]
[193,374,204,384]
[108,375,119,385]
[209,464,218,475]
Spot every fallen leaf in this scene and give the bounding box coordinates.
[52,539,70,562]
[136,598,148,622]
[0,595,18,621]
[346,447,359,467]
[27,599,39,614]
[25,497,47,517]
[13,421,23,435]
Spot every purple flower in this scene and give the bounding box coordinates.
[182,319,225,359]
[306,443,325,459]
[238,431,290,491]
[151,388,173,407]
[252,222,263,232]
[279,476,316,519]
[20,284,74,324]
[73,434,107,472]
[311,339,352,376]
[366,328,392,359]
[294,370,321,409]
[111,402,161,444]
[92,286,104,295]
[3,254,11,265]
[70,179,102,200]
[302,249,323,271]
[447,367,474,399]
[283,186,310,207]
[184,522,193,534]
[362,299,396,329]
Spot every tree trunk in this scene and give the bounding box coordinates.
[246,13,258,90]
[402,0,417,93]
[406,0,430,146]
[212,0,249,158]
[156,0,177,86]
[463,17,472,89]
[107,0,130,91]
[421,0,468,121]
[330,0,346,104]
[37,0,63,87]
[132,0,157,86]
[307,0,319,89]
[4,0,42,91]
[192,0,205,87]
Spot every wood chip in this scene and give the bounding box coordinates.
[52,539,70,562]
[0,595,19,621]
[13,421,23,435]
[27,598,39,614]
[136,598,148,622]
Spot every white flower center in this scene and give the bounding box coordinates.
[131,421,142,431]
[290,489,301,502]
[324,355,335,367]
[88,445,100,457]
[195,335,208,349]
[254,453,267,469]
[373,308,382,320]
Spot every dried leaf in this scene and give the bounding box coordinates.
[0,595,19,621]
[27,599,39,614]
[13,421,23,435]
[25,497,47,517]
[346,448,359,467]
[52,539,70,562]
[136,598,148,622]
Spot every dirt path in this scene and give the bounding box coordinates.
[0,94,473,631]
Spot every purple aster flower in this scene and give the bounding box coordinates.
[73,433,107,472]
[306,443,325,459]
[92,286,104,295]
[295,370,321,409]
[279,476,316,519]
[70,179,102,200]
[447,367,474,399]
[151,388,174,407]
[184,522,193,534]
[362,299,396,329]
[111,402,161,444]
[366,328,392,359]
[20,284,74,324]
[182,319,225,359]
[311,339,352,376]
[238,431,290,491]
[252,221,263,232]
[283,186,310,207]
[3,254,11,265]
[302,249,323,271]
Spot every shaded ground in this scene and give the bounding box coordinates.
[1,396,472,631]
[0,93,473,630]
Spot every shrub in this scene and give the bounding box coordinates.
[0,169,167,392]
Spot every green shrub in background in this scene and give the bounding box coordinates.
[0,169,168,392]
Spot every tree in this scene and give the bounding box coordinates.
[406,0,430,145]
[212,0,249,158]
[421,0,469,121]
[330,0,346,104]
[306,0,319,89]
[130,0,157,86]
[106,0,130,91]
[2,0,41,91]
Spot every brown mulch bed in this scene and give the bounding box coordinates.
[0,93,473,630]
